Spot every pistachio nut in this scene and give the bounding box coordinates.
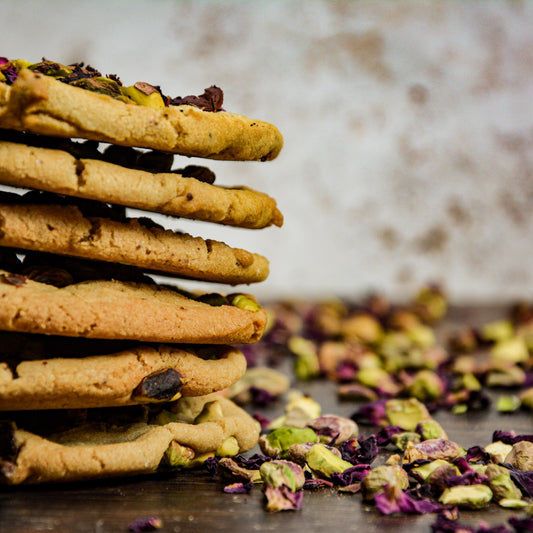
[490,337,529,364]
[407,370,445,402]
[417,419,448,441]
[361,465,409,501]
[305,444,353,478]
[504,441,533,471]
[307,415,358,446]
[163,441,195,468]
[439,484,493,509]
[217,457,262,483]
[485,441,514,464]
[391,431,420,451]
[259,427,318,457]
[485,464,523,501]
[228,294,262,312]
[385,398,430,431]
[216,436,240,458]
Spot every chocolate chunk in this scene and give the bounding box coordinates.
[22,266,74,288]
[136,150,174,173]
[178,165,216,184]
[2,273,27,287]
[170,85,224,112]
[132,369,183,402]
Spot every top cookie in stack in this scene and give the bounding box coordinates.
[0,58,283,484]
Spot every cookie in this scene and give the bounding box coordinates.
[2,68,283,161]
[0,137,283,229]
[0,332,247,409]
[0,394,260,484]
[0,268,267,343]
[0,192,270,285]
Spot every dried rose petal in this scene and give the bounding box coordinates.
[128,516,162,532]
[223,482,253,494]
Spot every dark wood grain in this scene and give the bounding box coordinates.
[1,306,532,533]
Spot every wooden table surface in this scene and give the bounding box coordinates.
[1,306,532,533]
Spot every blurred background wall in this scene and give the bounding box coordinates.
[2,0,533,303]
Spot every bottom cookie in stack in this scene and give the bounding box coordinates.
[0,251,263,484]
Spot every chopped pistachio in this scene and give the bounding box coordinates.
[361,465,409,500]
[307,415,358,445]
[216,436,240,458]
[339,313,383,344]
[411,459,458,482]
[505,440,533,471]
[385,398,430,431]
[391,431,420,451]
[460,373,482,391]
[417,419,448,440]
[259,427,318,457]
[439,485,493,509]
[228,367,290,404]
[228,294,262,312]
[357,367,400,395]
[194,400,224,424]
[406,324,436,348]
[497,498,530,509]
[164,441,196,468]
[305,444,353,478]
[414,285,448,323]
[485,464,523,501]
[268,392,321,430]
[485,441,514,464]
[217,457,262,483]
[496,395,522,413]
[152,409,177,426]
[481,320,514,342]
[260,460,305,491]
[407,370,445,402]
[487,366,526,388]
[287,442,341,465]
[121,85,165,109]
[490,337,529,364]
[288,336,320,381]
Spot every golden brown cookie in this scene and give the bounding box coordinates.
[0,139,283,228]
[0,269,267,343]
[3,69,283,161]
[0,394,260,484]
[0,195,270,285]
[0,332,247,409]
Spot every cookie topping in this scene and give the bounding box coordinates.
[0,58,223,112]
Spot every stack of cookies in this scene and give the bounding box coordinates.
[0,59,283,484]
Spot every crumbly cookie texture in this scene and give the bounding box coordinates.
[0,342,246,410]
[1,394,260,484]
[0,270,267,343]
[3,69,283,161]
[0,140,283,228]
[0,201,270,284]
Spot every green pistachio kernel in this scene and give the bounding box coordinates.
[164,441,196,468]
[385,398,430,431]
[490,337,529,364]
[496,395,522,413]
[152,409,178,426]
[482,320,514,342]
[485,464,523,501]
[194,400,224,424]
[407,370,445,402]
[391,431,420,451]
[288,336,320,381]
[229,294,262,312]
[411,459,458,482]
[122,84,165,109]
[505,441,533,471]
[439,485,493,509]
[340,313,383,344]
[268,393,322,430]
[259,461,296,491]
[487,366,526,388]
[498,498,530,509]
[259,427,318,457]
[228,367,290,404]
[407,324,436,348]
[485,441,514,464]
[417,419,448,440]
[305,444,353,478]
[216,436,240,458]
[362,465,409,500]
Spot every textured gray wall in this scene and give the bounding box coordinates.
[2,1,533,303]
